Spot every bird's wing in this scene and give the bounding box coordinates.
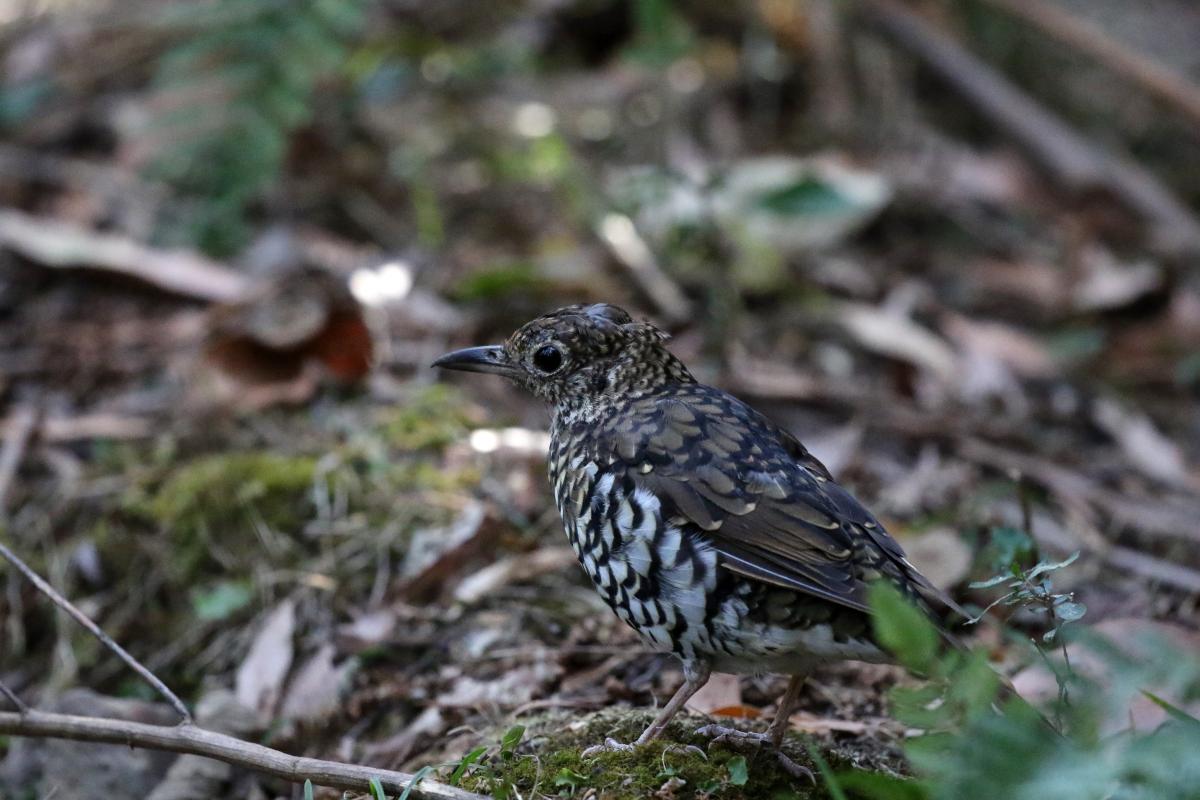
[596,386,962,619]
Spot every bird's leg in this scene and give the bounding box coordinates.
[695,674,814,782]
[582,660,711,758]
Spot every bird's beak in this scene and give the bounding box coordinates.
[431,345,517,377]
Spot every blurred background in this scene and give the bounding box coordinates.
[1,0,1199,798]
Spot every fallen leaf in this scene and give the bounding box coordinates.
[685,672,742,715]
[1092,397,1197,490]
[280,644,346,724]
[235,600,296,720]
[453,547,578,605]
[837,302,959,383]
[899,528,972,590]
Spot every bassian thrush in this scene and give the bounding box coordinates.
[434,303,966,776]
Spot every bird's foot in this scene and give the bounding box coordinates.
[581,737,637,758]
[693,724,815,783]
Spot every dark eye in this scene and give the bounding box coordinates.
[532,345,564,374]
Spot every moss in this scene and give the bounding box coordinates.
[454,710,880,800]
[379,383,480,451]
[123,451,319,577]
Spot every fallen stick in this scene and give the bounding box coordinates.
[0,540,193,722]
[0,209,250,303]
[0,709,484,800]
[982,0,1200,129]
[859,0,1200,256]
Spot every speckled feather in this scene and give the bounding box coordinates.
[457,304,963,673]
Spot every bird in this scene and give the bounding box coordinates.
[433,303,966,777]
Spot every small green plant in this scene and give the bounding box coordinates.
[968,552,1086,726]
[149,0,366,255]
[861,572,1200,800]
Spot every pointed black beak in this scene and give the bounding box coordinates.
[431,345,516,376]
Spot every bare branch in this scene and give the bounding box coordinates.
[0,402,39,513]
[0,680,27,714]
[0,709,485,800]
[0,540,193,723]
[860,0,1200,257]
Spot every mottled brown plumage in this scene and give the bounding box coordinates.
[434,303,963,774]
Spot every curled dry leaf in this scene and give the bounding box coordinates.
[202,266,374,409]
[234,600,296,721]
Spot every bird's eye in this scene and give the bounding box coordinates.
[532,345,564,374]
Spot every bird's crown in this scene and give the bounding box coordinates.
[433,303,695,414]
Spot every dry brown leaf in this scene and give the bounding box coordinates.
[453,547,578,605]
[234,600,296,721]
[1092,397,1198,490]
[899,528,972,590]
[279,644,344,724]
[685,672,742,715]
[837,302,959,383]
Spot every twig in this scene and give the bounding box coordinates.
[859,0,1200,256]
[596,213,694,326]
[0,540,193,723]
[982,0,1200,129]
[0,680,27,714]
[0,402,39,513]
[0,709,484,800]
[0,209,250,303]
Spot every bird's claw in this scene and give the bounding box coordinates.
[693,724,816,784]
[581,737,637,758]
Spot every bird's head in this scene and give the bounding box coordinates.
[433,303,694,413]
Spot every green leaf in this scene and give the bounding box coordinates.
[869,582,939,673]
[835,770,928,800]
[398,766,433,800]
[726,755,748,786]
[1053,600,1087,623]
[1026,552,1079,580]
[190,580,253,621]
[500,725,525,760]
[753,176,855,217]
[1142,691,1200,728]
[369,776,387,800]
[448,745,488,786]
[805,746,847,800]
[303,780,314,800]
[553,767,589,791]
[968,573,1013,590]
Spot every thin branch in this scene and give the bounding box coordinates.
[0,680,27,714]
[859,0,1200,257]
[982,0,1200,129]
[0,709,484,800]
[0,540,192,723]
[0,402,39,513]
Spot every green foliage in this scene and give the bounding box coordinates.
[149,0,366,255]
[868,583,939,674]
[864,567,1200,800]
[189,579,254,621]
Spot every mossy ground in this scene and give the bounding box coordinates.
[448,709,906,800]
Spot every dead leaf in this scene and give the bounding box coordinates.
[899,528,972,589]
[202,266,374,408]
[436,661,562,709]
[400,502,492,600]
[837,302,959,383]
[685,672,742,715]
[453,547,578,605]
[1092,397,1198,490]
[280,644,345,724]
[1072,247,1163,312]
[235,600,296,720]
